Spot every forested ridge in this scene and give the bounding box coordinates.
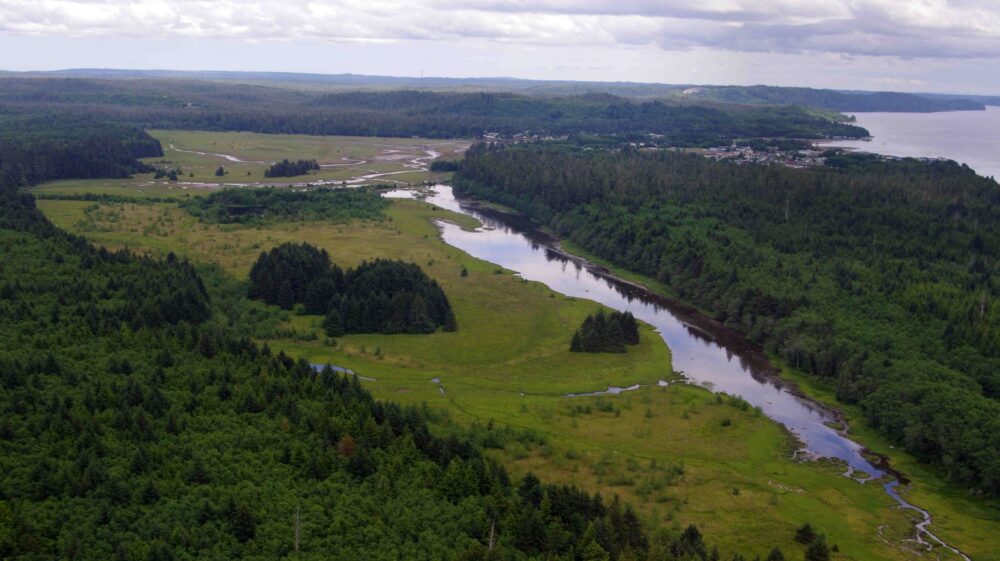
[0,128,789,560]
[455,143,1000,495]
[0,77,867,145]
[687,85,984,112]
[0,115,162,186]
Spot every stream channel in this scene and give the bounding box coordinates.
[381,184,970,560]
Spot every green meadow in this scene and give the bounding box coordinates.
[30,130,469,200]
[31,131,997,561]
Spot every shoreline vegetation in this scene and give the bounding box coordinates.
[7,118,999,560]
[0,122,790,561]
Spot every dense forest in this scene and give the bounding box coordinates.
[686,85,984,112]
[17,68,1000,109]
[455,143,1000,495]
[0,77,867,145]
[180,186,388,224]
[264,158,320,178]
[249,243,456,334]
[0,126,789,560]
[0,115,161,186]
[571,311,640,353]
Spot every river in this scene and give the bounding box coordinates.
[823,106,1000,181]
[383,184,970,560]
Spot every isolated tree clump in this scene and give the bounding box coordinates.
[248,242,456,335]
[570,310,640,353]
[264,158,320,178]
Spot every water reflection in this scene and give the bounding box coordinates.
[387,185,880,475]
[384,185,981,558]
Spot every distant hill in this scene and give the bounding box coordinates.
[0,77,867,144]
[683,85,985,112]
[2,68,994,112]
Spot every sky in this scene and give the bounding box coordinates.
[0,0,999,94]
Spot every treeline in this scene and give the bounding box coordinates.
[455,142,1000,495]
[690,85,984,112]
[0,157,796,560]
[0,184,630,559]
[571,310,640,353]
[264,158,320,177]
[430,159,460,172]
[249,243,456,334]
[180,186,387,224]
[0,77,867,145]
[0,114,161,186]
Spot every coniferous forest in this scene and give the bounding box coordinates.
[264,158,320,178]
[571,311,640,353]
[0,124,789,561]
[0,78,866,145]
[248,242,457,335]
[455,142,1000,495]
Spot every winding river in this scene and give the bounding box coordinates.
[384,184,970,560]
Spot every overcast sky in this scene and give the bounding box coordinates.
[1,0,999,94]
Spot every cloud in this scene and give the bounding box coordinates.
[0,0,998,59]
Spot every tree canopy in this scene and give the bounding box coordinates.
[456,142,1000,495]
[249,243,457,334]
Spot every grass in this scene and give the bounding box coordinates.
[31,132,998,561]
[29,130,469,200]
[545,221,1000,561]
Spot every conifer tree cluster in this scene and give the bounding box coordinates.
[248,242,456,335]
[570,310,640,353]
[153,167,179,181]
[264,158,320,178]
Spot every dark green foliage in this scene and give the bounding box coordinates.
[264,158,320,178]
[0,120,787,561]
[804,536,830,561]
[0,174,745,561]
[794,524,816,544]
[154,167,179,181]
[249,242,455,334]
[691,85,983,112]
[430,160,460,172]
[571,311,639,353]
[0,78,867,144]
[180,186,387,224]
[456,142,1000,495]
[323,307,345,337]
[0,115,160,186]
[766,548,785,561]
[214,165,225,176]
[248,242,335,306]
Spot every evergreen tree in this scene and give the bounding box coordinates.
[324,308,345,337]
[804,536,830,561]
[616,311,640,345]
[605,318,627,353]
[276,279,295,311]
[795,523,816,544]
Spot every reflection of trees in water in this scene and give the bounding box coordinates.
[456,188,827,412]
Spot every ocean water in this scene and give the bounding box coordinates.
[823,106,1000,180]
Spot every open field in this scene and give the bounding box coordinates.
[29,130,470,199]
[31,132,999,561]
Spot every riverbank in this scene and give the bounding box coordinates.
[526,201,997,560]
[29,131,995,560]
